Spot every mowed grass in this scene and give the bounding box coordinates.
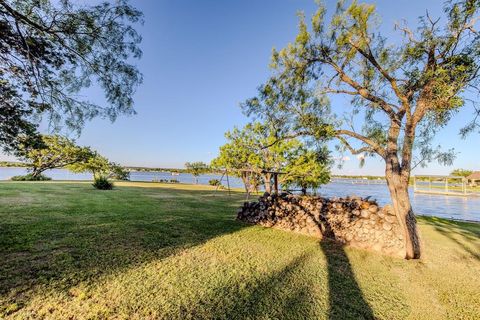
[0,182,479,319]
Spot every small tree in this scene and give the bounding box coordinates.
[212,122,331,194]
[211,125,263,194]
[19,135,95,178]
[185,162,209,184]
[212,122,301,193]
[283,147,331,195]
[450,169,473,177]
[243,0,480,259]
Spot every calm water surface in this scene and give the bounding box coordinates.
[1,168,479,221]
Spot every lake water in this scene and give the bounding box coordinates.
[1,168,479,222]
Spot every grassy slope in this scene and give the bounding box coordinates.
[0,182,478,320]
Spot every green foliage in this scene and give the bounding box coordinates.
[0,81,40,153]
[18,135,96,178]
[208,179,222,187]
[11,173,51,181]
[109,163,130,181]
[69,155,129,181]
[0,161,27,167]
[212,122,300,173]
[0,0,143,152]
[185,162,209,183]
[67,152,110,178]
[283,147,331,194]
[92,176,113,190]
[212,122,331,193]
[243,0,480,174]
[450,169,473,177]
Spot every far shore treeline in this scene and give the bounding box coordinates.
[0,161,475,183]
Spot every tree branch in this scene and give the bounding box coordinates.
[349,40,408,106]
[335,129,386,158]
[326,60,401,123]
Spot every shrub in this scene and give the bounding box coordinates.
[209,179,221,187]
[93,176,113,190]
[11,174,52,181]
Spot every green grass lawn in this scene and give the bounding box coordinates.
[0,182,479,319]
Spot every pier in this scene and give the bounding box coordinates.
[413,175,480,197]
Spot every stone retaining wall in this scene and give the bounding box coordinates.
[237,193,406,257]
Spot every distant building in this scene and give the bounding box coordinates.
[466,171,480,184]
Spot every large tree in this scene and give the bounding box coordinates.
[19,134,95,178]
[243,0,480,259]
[0,0,142,152]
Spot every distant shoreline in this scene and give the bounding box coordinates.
[0,164,388,179]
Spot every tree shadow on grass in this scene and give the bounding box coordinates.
[0,183,247,314]
[419,216,480,261]
[187,239,375,319]
[194,252,318,319]
[320,239,375,320]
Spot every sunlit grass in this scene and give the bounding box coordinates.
[0,182,478,319]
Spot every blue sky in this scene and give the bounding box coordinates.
[2,0,479,175]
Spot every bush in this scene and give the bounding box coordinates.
[93,176,113,190]
[209,179,221,187]
[169,179,179,184]
[11,173,52,181]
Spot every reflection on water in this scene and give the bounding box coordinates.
[1,168,479,221]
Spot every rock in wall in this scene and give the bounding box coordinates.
[237,192,405,257]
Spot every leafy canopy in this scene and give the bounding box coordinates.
[184,162,209,177]
[283,146,331,193]
[450,168,474,177]
[243,0,480,174]
[0,0,143,152]
[212,122,331,193]
[19,134,95,176]
[68,153,130,180]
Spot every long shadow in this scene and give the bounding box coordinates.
[194,252,317,319]
[281,198,375,319]
[320,239,376,320]
[0,183,247,313]
[419,216,480,261]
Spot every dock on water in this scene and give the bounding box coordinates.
[413,175,480,197]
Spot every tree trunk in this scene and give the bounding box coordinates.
[31,168,42,178]
[241,173,250,195]
[385,170,421,259]
[263,173,272,194]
